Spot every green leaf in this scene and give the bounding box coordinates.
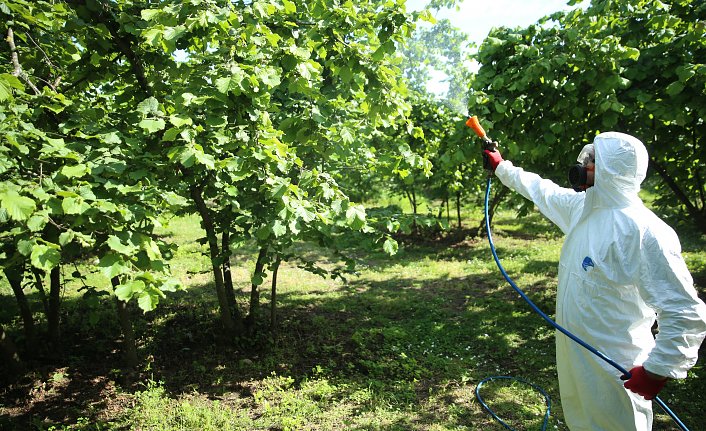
[162,127,180,142]
[60,163,89,178]
[143,27,162,45]
[215,67,246,94]
[0,73,23,101]
[372,40,395,61]
[141,9,161,21]
[100,132,122,145]
[59,231,75,246]
[1,190,36,221]
[193,149,215,169]
[338,66,353,83]
[114,283,133,301]
[665,81,685,96]
[169,115,193,127]
[270,177,290,198]
[139,118,166,133]
[340,127,355,144]
[602,112,619,128]
[252,272,265,287]
[163,25,186,42]
[296,61,320,81]
[0,74,24,90]
[549,123,564,134]
[18,239,33,256]
[137,96,160,115]
[676,65,696,82]
[159,278,181,293]
[30,244,61,271]
[255,66,281,88]
[383,237,398,256]
[623,46,640,61]
[137,289,158,312]
[346,205,366,230]
[295,205,316,223]
[116,280,146,304]
[386,219,400,232]
[255,225,271,240]
[62,196,91,215]
[282,0,296,13]
[272,220,287,237]
[138,236,162,261]
[168,146,195,167]
[99,253,130,279]
[107,235,139,255]
[289,219,301,235]
[27,212,48,232]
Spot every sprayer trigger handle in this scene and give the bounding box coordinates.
[483,140,498,152]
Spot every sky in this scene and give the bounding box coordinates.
[404,0,589,95]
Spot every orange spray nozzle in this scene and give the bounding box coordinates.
[465,116,489,141]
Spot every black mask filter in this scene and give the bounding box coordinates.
[568,165,589,192]
[568,144,595,192]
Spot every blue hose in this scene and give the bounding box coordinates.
[482,176,689,431]
[475,375,551,431]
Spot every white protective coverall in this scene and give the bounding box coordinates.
[494,132,706,430]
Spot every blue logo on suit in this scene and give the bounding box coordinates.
[582,256,595,272]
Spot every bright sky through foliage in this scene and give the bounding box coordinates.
[405,0,590,95]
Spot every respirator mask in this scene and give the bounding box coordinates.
[568,143,595,192]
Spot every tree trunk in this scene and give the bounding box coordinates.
[405,188,418,232]
[222,230,237,314]
[446,194,450,225]
[411,189,418,216]
[246,247,268,329]
[477,187,508,236]
[0,323,24,378]
[270,256,281,334]
[48,265,61,348]
[456,191,462,229]
[4,267,36,350]
[649,156,706,234]
[32,268,50,317]
[190,185,242,335]
[111,277,138,369]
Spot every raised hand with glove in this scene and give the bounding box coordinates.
[483,148,503,172]
[466,115,504,173]
[621,366,668,400]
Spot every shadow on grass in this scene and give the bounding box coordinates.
[0,257,560,431]
[2,219,705,431]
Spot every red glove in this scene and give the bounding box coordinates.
[483,149,503,172]
[621,366,667,400]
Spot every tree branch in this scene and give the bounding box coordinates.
[6,27,41,95]
[649,155,698,215]
[93,2,152,96]
[64,0,152,96]
[26,32,63,90]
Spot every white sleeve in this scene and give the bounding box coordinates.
[639,229,706,379]
[494,161,584,234]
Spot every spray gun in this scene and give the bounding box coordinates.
[465,115,498,172]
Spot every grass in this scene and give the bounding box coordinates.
[1,200,705,431]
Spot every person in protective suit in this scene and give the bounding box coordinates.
[483,132,706,430]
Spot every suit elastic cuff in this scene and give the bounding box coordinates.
[642,361,685,380]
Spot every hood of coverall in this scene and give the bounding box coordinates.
[589,132,648,208]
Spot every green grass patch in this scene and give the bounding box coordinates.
[2,204,705,431]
